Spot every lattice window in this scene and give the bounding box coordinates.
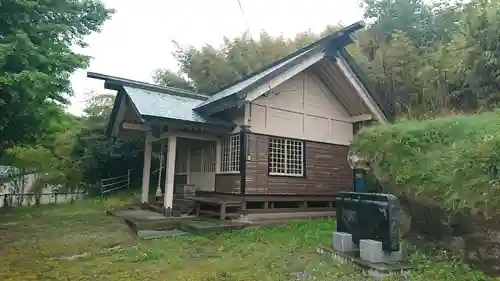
[175,144,188,174]
[201,142,216,173]
[190,147,202,173]
[189,141,216,173]
[220,134,240,173]
[269,137,304,176]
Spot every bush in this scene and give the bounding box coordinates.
[351,111,500,212]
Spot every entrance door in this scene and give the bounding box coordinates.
[189,140,216,191]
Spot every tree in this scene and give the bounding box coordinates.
[156,0,500,119]
[361,0,462,48]
[154,29,329,93]
[5,145,62,206]
[443,0,500,110]
[0,0,114,156]
[352,0,500,117]
[373,30,422,115]
[71,93,142,194]
[152,69,195,91]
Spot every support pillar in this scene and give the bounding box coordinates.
[141,131,153,206]
[156,142,164,198]
[163,135,177,216]
[186,146,191,184]
[215,139,221,173]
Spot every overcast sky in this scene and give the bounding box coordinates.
[68,0,364,115]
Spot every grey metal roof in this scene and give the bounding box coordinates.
[123,86,233,127]
[194,21,366,113]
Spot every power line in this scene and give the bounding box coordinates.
[235,0,274,94]
[236,0,252,38]
[236,0,260,59]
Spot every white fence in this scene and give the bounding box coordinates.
[100,168,160,197]
[1,192,85,208]
[100,169,135,197]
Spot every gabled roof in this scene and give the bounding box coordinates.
[194,21,367,114]
[88,19,390,136]
[87,72,235,136]
[88,72,209,100]
[195,48,316,109]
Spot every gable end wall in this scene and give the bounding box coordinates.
[248,69,354,146]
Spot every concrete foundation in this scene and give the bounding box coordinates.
[333,232,357,252]
[241,210,335,221]
[317,245,413,280]
[359,239,403,263]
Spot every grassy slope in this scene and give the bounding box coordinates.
[352,111,500,211]
[0,197,493,281]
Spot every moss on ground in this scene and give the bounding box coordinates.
[0,198,493,281]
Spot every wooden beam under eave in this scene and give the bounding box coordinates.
[122,122,152,132]
[116,129,147,141]
[111,94,128,137]
[334,56,388,123]
[350,114,373,123]
[153,131,220,143]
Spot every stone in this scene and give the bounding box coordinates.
[333,232,356,252]
[317,244,413,280]
[360,239,403,263]
[398,208,412,239]
[336,192,401,252]
[137,229,188,240]
[290,272,309,279]
[360,239,384,263]
[449,236,466,260]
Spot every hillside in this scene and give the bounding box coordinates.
[351,111,500,275]
[352,111,500,212]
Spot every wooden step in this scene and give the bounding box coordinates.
[197,209,241,220]
[180,218,248,234]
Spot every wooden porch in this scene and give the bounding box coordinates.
[148,190,338,222]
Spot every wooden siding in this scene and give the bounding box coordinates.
[215,174,240,193]
[245,133,353,195]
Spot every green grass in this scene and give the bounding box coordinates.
[352,111,500,211]
[0,197,494,281]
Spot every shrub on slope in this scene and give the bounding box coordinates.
[351,112,500,212]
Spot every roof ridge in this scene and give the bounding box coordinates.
[203,21,365,97]
[87,72,209,100]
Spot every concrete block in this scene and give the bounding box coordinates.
[333,232,356,252]
[360,239,384,263]
[360,239,403,263]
